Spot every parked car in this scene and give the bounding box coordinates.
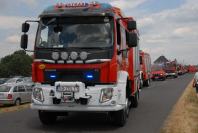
[0,83,32,105]
[0,78,8,85]
[23,77,35,87]
[4,78,25,84]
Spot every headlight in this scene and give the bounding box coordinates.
[100,88,113,103]
[61,52,68,60]
[80,51,88,60]
[52,52,59,60]
[32,87,44,102]
[70,52,78,60]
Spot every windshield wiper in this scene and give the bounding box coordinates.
[79,47,105,50]
[77,47,112,50]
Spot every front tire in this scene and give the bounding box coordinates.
[110,99,129,127]
[131,91,139,108]
[15,99,21,106]
[144,79,150,87]
[112,109,127,127]
[38,110,57,125]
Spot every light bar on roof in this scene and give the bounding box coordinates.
[55,2,99,9]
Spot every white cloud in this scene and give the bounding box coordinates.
[18,0,38,6]
[137,0,198,64]
[138,17,154,27]
[0,16,26,30]
[5,35,20,44]
[110,0,146,10]
[173,27,192,36]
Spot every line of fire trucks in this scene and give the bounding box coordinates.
[140,51,198,83]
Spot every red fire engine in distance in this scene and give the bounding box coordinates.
[139,50,152,87]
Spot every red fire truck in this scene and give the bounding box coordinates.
[188,65,197,73]
[140,50,151,87]
[20,2,140,126]
[164,61,178,78]
[178,64,187,75]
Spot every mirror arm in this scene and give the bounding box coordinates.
[25,20,39,23]
[24,49,35,53]
[117,48,130,55]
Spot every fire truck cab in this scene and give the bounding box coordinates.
[164,61,178,78]
[20,2,140,126]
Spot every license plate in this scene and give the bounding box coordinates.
[61,92,74,103]
[155,77,159,79]
[57,86,79,92]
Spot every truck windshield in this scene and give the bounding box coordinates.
[36,17,114,49]
[152,65,163,71]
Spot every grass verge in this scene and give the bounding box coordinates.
[0,104,30,114]
[161,80,198,133]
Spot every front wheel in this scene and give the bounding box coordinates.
[144,79,150,87]
[131,91,139,108]
[110,99,129,127]
[15,99,21,106]
[38,110,57,125]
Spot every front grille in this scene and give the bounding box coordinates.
[44,69,100,84]
[153,74,160,76]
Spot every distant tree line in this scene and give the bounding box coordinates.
[0,50,33,78]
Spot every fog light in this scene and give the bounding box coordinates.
[111,100,116,105]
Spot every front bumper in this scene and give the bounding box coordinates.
[31,104,124,112]
[166,73,177,77]
[152,75,165,79]
[31,81,126,112]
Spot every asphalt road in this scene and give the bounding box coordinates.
[0,74,194,133]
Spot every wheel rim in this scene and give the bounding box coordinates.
[16,100,20,106]
[125,99,130,117]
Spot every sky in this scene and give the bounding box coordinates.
[0,0,197,65]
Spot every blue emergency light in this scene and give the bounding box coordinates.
[84,72,94,80]
[50,75,57,79]
[48,72,57,80]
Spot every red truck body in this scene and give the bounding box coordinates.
[164,61,178,78]
[31,4,140,96]
[21,2,140,126]
[140,50,151,86]
[188,65,197,73]
[178,64,187,75]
